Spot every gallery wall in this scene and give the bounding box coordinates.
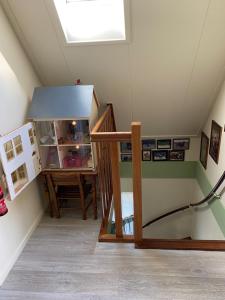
[192,79,225,239]
[0,5,45,285]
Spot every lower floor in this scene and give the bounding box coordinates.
[1,208,225,300]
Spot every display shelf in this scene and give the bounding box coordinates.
[39,144,59,147]
[55,120,90,145]
[56,143,91,147]
[28,85,99,172]
[36,121,56,146]
[40,146,60,169]
[58,145,93,169]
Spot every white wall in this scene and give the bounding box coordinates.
[191,182,224,239]
[3,0,225,136]
[191,79,225,239]
[203,81,225,203]
[0,5,44,285]
[121,178,196,239]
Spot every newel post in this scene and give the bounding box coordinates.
[131,122,143,243]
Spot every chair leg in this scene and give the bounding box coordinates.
[46,174,60,218]
[92,176,97,220]
[79,191,86,220]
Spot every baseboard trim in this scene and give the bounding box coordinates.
[99,233,134,243]
[0,209,44,286]
[136,238,225,251]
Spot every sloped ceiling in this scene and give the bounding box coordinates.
[1,0,225,135]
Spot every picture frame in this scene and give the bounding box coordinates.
[173,138,190,150]
[121,153,132,162]
[200,132,209,169]
[142,139,156,150]
[142,150,151,161]
[169,150,185,161]
[157,139,171,149]
[209,120,222,164]
[120,142,132,154]
[152,150,168,161]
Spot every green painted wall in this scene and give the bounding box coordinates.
[195,162,225,237]
[120,161,196,178]
[120,161,225,237]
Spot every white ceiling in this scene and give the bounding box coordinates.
[1,0,225,135]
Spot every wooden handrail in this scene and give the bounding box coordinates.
[92,104,113,133]
[143,171,225,229]
[91,132,131,142]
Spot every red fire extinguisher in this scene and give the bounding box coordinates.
[0,187,8,217]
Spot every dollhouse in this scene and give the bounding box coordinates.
[0,85,99,201]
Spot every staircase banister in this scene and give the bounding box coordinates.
[143,171,225,229]
[91,132,131,142]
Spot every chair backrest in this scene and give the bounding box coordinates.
[49,172,85,200]
[50,172,81,186]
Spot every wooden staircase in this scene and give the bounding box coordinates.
[91,104,225,251]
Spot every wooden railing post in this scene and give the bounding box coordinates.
[132,122,142,243]
[110,141,123,238]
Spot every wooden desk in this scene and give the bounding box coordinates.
[41,170,97,219]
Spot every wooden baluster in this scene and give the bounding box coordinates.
[110,141,123,238]
[132,122,142,243]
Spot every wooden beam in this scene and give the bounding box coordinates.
[110,141,123,238]
[132,122,143,243]
[99,234,134,243]
[91,105,111,133]
[136,239,225,251]
[108,103,117,131]
[91,132,131,142]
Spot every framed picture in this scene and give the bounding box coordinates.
[173,138,190,150]
[121,153,132,162]
[142,150,151,161]
[209,120,222,164]
[200,132,209,169]
[157,139,171,149]
[120,142,132,153]
[152,150,168,161]
[169,150,185,161]
[142,139,156,150]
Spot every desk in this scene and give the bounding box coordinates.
[41,170,97,219]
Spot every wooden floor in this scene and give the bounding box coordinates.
[1,209,225,300]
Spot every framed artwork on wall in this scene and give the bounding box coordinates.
[200,132,209,169]
[152,150,168,161]
[121,153,132,162]
[142,139,156,150]
[142,150,151,161]
[209,120,222,164]
[169,150,185,161]
[120,142,132,153]
[157,139,171,149]
[173,138,190,150]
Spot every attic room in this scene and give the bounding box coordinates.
[0,0,225,299]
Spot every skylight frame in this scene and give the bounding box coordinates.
[53,0,130,46]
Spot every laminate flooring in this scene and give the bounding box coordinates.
[1,207,225,300]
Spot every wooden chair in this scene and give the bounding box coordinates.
[46,172,92,219]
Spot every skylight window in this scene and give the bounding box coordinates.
[53,0,127,44]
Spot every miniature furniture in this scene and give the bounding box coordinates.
[46,172,96,219]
